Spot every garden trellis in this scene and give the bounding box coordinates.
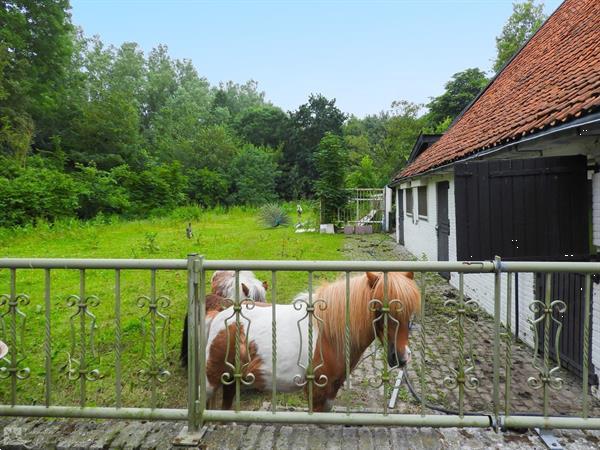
[336,188,386,227]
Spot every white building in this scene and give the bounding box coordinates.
[389,0,600,386]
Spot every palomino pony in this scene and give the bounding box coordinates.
[204,271,420,411]
[180,270,268,367]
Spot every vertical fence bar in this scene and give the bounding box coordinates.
[457,273,465,417]
[583,273,591,419]
[504,272,512,417]
[234,271,241,412]
[197,256,206,429]
[271,271,277,414]
[186,254,199,432]
[345,271,351,415]
[382,271,389,416]
[543,272,552,418]
[149,270,158,408]
[9,268,17,405]
[307,271,314,414]
[115,269,122,408]
[419,271,427,416]
[492,256,501,426]
[44,269,52,407]
[79,269,87,407]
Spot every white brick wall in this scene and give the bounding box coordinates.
[401,184,438,261]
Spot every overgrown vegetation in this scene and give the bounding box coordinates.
[0,1,547,228]
[0,206,343,407]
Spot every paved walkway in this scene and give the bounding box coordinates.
[1,234,600,448]
[2,417,600,449]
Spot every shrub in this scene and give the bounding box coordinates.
[76,165,131,219]
[0,167,81,226]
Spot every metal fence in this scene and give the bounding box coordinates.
[1,256,600,440]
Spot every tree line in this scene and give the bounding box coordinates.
[0,0,546,227]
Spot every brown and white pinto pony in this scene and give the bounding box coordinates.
[180,270,268,367]
[204,271,420,411]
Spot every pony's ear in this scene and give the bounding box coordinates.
[241,283,250,298]
[402,271,414,279]
[262,280,269,291]
[366,272,380,288]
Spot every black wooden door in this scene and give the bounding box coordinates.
[536,273,596,381]
[454,155,592,379]
[455,155,589,261]
[436,181,450,279]
[397,188,404,245]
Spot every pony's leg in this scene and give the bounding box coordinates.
[221,384,235,410]
[206,383,220,410]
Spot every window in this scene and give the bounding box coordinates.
[418,186,428,219]
[405,189,413,216]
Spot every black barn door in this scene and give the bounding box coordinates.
[455,155,592,379]
[436,181,450,279]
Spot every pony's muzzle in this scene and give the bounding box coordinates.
[388,344,411,368]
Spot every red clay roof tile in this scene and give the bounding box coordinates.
[394,0,600,180]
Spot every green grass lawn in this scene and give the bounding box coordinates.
[0,206,345,409]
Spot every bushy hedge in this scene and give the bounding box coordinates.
[0,157,190,227]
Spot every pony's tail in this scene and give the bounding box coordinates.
[181,312,188,368]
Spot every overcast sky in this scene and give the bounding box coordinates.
[71,0,563,117]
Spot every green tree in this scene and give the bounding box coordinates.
[493,0,547,73]
[229,145,280,205]
[426,68,488,127]
[0,0,75,160]
[314,133,348,223]
[233,105,289,148]
[282,94,347,199]
[381,100,427,176]
[347,155,381,188]
[210,80,265,124]
[143,45,178,126]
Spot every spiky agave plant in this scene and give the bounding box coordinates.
[258,203,290,228]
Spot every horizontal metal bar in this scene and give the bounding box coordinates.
[0,258,187,270]
[0,258,496,272]
[0,405,186,421]
[203,410,491,427]
[3,258,600,274]
[501,261,600,273]
[202,260,496,272]
[503,416,600,430]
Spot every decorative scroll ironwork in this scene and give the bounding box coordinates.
[367,297,404,391]
[293,295,328,389]
[221,296,256,388]
[442,298,480,393]
[136,294,171,386]
[64,294,101,384]
[527,299,567,391]
[0,292,31,389]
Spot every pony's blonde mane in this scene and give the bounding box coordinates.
[315,272,421,357]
